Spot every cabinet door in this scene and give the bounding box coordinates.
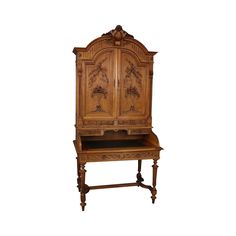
[82,49,116,121]
[118,49,150,121]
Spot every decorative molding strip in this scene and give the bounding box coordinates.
[118,119,146,125]
[77,129,103,136]
[83,120,114,126]
[128,129,151,135]
[80,151,160,162]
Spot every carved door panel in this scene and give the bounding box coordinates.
[118,49,150,121]
[82,49,116,121]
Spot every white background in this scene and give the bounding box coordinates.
[0,0,236,235]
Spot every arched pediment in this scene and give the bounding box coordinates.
[73,25,157,62]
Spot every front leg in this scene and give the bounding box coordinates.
[151,159,158,204]
[79,163,87,211]
[136,160,144,185]
[76,157,81,191]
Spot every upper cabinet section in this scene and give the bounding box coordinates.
[74,25,157,136]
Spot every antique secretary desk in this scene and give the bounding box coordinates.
[73,25,162,211]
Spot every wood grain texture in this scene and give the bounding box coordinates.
[73,25,163,210]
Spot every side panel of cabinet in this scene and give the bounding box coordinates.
[117,49,150,123]
[81,49,116,121]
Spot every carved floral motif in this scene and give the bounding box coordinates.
[91,85,108,98]
[125,60,142,87]
[126,86,140,98]
[124,60,143,113]
[89,58,109,112]
[89,58,108,88]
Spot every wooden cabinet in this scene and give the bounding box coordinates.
[73,26,162,211]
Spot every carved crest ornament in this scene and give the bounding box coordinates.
[102,25,134,46]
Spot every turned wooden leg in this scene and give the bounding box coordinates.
[76,157,81,192]
[151,159,158,204]
[136,160,144,185]
[79,163,87,211]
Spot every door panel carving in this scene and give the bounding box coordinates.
[84,50,115,118]
[119,50,148,118]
